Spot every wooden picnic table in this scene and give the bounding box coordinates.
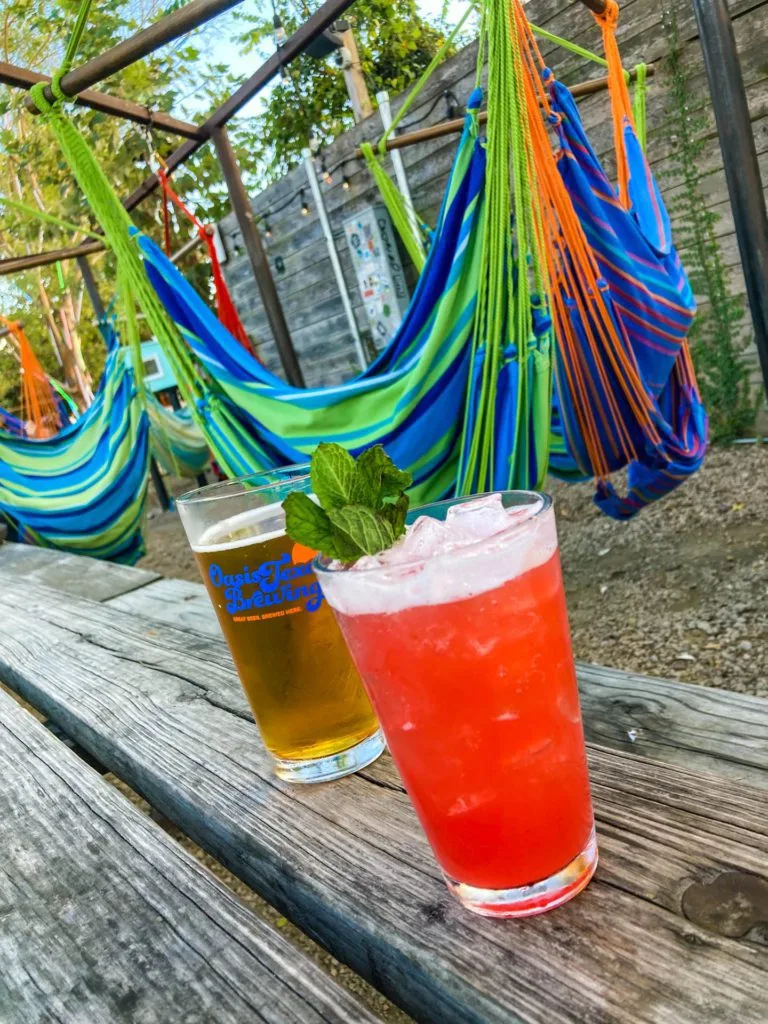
[0,540,766,1023]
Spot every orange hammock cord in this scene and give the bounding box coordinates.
[0,316,63,439]
[158,168,259,359]
[508,0,687,480]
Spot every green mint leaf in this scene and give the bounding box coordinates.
[310,442,356,509]
[282,491,334,550]
[283,492,362,561]
[328,505,396,556]
[283,444,412,564]
[352,444,413,505]
[379,493,409,539]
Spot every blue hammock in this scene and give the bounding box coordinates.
[135,96,493,504]
[0,341,150,563]
[547,75,707,519]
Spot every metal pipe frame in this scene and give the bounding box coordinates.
[0,56,653,279]
[26,0,247,111]
[0,0,359,278]
[691,0,768,401]
[354,66,653,158]
[0,61,201,138]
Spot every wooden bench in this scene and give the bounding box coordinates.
[0,686,378,1023]
[0,542,767,1023]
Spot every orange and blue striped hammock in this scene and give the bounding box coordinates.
[521,0,707,520]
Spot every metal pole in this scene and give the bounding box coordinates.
[0,61,647,277]
[0,0,373,277]
[149,457,171,512]
[691,0,768,401]
[0,61,201,138]
[375,90,424,257]
[170,232,205,265]
[27,0,247,109]
[77,256,106,320]
[302,148,367,370]
[212,126,304,386]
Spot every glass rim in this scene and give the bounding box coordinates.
[177,465,311,507]
[314,490,553,578]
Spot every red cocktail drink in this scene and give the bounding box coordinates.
[317,492,596,917]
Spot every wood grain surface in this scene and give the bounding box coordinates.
[0,687,378,1024]
[1,577,767,1024]
[0,542,159,601]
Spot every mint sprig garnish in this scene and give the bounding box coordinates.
[282,443,412,562]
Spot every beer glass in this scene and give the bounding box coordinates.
[177,468,384,782]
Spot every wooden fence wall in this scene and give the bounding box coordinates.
[218,0,768,390]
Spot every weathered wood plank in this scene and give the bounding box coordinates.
[0,687,378,1024]
[578,662,768,790]
[107,577,221,637]
[22,565,768,787]
[0,542,159,601]
[0,578,767,1024]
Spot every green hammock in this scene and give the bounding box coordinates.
[147,396,210,479]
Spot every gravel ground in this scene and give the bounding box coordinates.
[129,442,768,1020]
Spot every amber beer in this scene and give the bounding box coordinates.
[179,471,383,783]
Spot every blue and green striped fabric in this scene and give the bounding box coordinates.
[147,395,210,479]
[138,95,491,506]
[0,343,150,563]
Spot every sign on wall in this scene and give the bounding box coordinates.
[343,204,410,350]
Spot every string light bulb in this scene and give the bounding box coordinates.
[300,190,310,216]
[264,221,273,239]
[342,174,351,191]
[321,158,333,186]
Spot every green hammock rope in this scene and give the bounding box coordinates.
[0,196,102,240]
[632,62,648,150]
[377,5,475,153]
[359,142,426,270]
[25,80,223,467]
[359,4,474,267]
[528,22,608,68]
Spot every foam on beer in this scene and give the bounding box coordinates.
[193,502,286,552]
[319,493,558,616]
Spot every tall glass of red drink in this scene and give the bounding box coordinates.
[316,491,596,917]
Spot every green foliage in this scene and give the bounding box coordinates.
[0,0,229,408]
[236,0,457,185]
[660,1,757,440]
[284,442,412,561]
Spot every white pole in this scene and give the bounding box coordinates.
[375,90,424,256]
[302,148,367,370]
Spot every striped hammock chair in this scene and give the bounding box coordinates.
[0,338,150,563]
[136,92,491,504]
[523,0,707,518]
